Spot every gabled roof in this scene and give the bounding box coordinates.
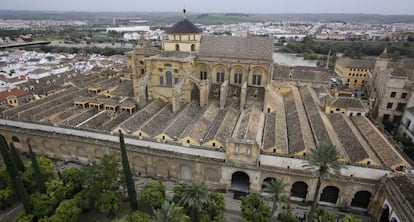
[166,19,202,34]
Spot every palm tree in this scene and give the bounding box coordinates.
[152,201,189,222]
[262,178,289,222]
[180,181,208,222]
[303,142,342,221]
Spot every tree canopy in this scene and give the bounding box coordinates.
[140,180,165,209]
[240,193,270,222]
[152,201,189,222]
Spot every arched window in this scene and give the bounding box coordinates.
[252,70,262,86]
[200,68,207,80]
[351,190,372,209]
[234,68,243,84]
[166,71,172,86]
[320,186,340,204]
[175,44,180,51]
[216,67,225,83]
[191,44,196,52]
[291,181,308,199]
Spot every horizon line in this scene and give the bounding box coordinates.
[0,9,413,17]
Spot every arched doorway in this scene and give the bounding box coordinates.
[180,164,193,181]
[191,83,200,103]
[261,177,275,190]
[319,186,339,205]
[230,171,250,199]
[351,190,372,209]
[291,181,308,199]
[380,205,390,222]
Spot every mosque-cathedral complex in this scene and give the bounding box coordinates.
[1,15,413,221]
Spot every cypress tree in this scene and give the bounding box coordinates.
[9,142,25,172]
[0,135,19,194]
[119,130,137,210]
[15,176,32,214]
[28,143,46,193]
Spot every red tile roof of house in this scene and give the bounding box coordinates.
[0,88,26,102]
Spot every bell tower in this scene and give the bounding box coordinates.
[162,9,203,53]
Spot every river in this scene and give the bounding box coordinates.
[273,52,318,67]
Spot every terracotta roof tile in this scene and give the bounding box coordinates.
[0,88,26,101]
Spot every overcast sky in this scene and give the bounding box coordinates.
[1,0,414,15]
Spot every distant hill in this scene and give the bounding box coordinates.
[0,10,413,25]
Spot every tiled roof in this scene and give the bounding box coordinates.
[390,175,414,210]
[99,112,131,132]
[164,101,201,139]
[111,80,133,97]
[329,114,369,162]
[335,57,375,69]
[118,100,166,134]
[351,116,412,168]
[232,106,264,143]
[140,105,178,137]
[166,19,202,34]
[180,101,221,142]
[285,91,305,153]
[0,88,26,101]
[299,86,332,145]
[199,35,273,61]
[273,65,330,83]
[330,97,366,110]
[2,76,412,169]
[205,107,239,144]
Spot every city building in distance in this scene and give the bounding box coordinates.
[0,12,413,222]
